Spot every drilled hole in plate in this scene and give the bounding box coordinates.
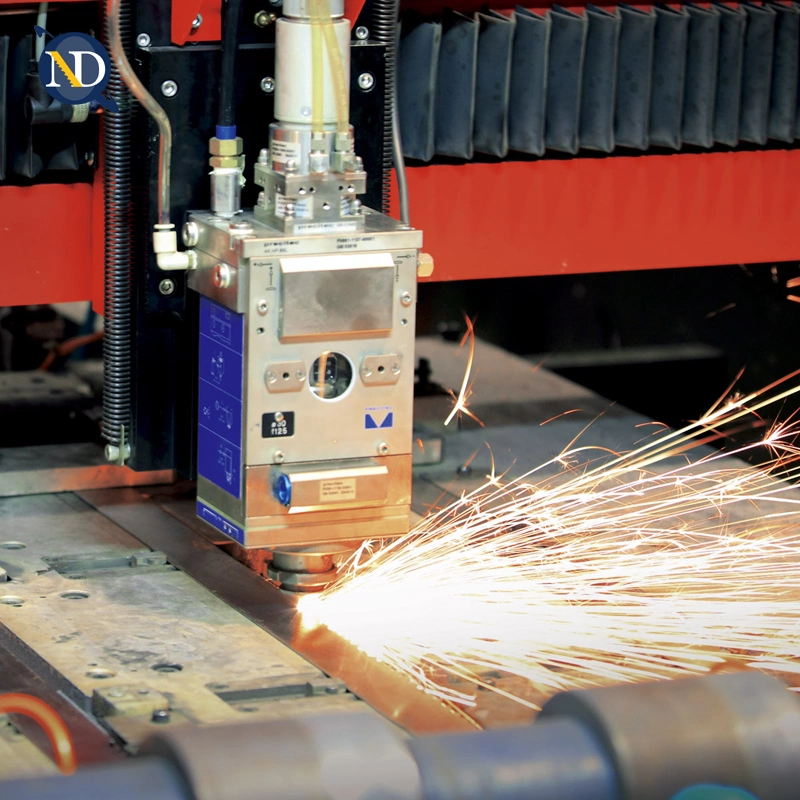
[282,372,290,380]
[377,365,385,373]
[152,662,183,673]
[256,328,264,335]
[0,596,24,606]
[86,668,116,679]
[60,590,90,600]
[0,541,25,550]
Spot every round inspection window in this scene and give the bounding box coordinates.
[309,352,352,400]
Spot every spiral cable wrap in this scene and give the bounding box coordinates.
[370,0,399,214]
[101,0,134,451]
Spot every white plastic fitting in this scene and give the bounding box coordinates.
[153,224,196,271]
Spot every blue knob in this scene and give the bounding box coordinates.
[670,786,759,800]
[274,474,292,507]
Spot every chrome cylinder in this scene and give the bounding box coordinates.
[210,168,242,218]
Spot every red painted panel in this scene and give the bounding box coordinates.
[396,150,800,282]
[0,184,96,307]
[172,0,222,44]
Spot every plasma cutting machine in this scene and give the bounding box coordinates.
[3,0,800,793]
[185,0,422,548]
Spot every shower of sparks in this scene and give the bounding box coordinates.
[300,372,800,711]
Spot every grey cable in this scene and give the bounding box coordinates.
[392,18,410,225]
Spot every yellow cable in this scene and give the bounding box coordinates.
[310,0,349,136]
[310,0,325,137]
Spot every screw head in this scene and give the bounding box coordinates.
[151,709,170,724]
[361,364,372,377]
[258,148,269,164]
[296,369,306,380]
[391,362,401,375]
[137,33,151,47]
[358,72,375,91]
[229,220,253,234]
[254,10,275,27]
[257,299,269,315]
[274,451,285,464]
[355,26,369,39]
[182,221,199,247]
[400,290,413,307]
[378,442,389,455]
[266,371,277,384]
[191,13,203,30]
[260,76,275,94]
[84,150,95,166]
[161,80,178,98]
[275,411,284,423]
[158,278,176,296]
[213,264,231,289]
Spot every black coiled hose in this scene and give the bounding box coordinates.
[101,0,133,455]
[370,0,400,215]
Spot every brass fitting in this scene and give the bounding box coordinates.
[209,136,243,156]
[417,253,434,278]
[209,155,245,169]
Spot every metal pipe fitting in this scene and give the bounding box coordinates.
[539,671,800,800]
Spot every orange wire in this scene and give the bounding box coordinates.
[38,331,104,371]
[0,693,77,774]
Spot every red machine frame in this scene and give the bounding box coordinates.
[1,0,798,309]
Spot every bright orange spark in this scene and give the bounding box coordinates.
[444,317,484,428]
[300,374,800,715]
[540,408,581,427]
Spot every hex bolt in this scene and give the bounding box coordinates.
[137,33,151,47]
[257,299,269,315]
[160,80,178,98]
[261,76,275,94]
[182,221,199,247]
[358,72,375,91]
[355,26,369,39]
[158,278,176,296]
[191,14,203,30]
[400,291,413,307]
[378,442,389,455]
[274,451,285,464]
